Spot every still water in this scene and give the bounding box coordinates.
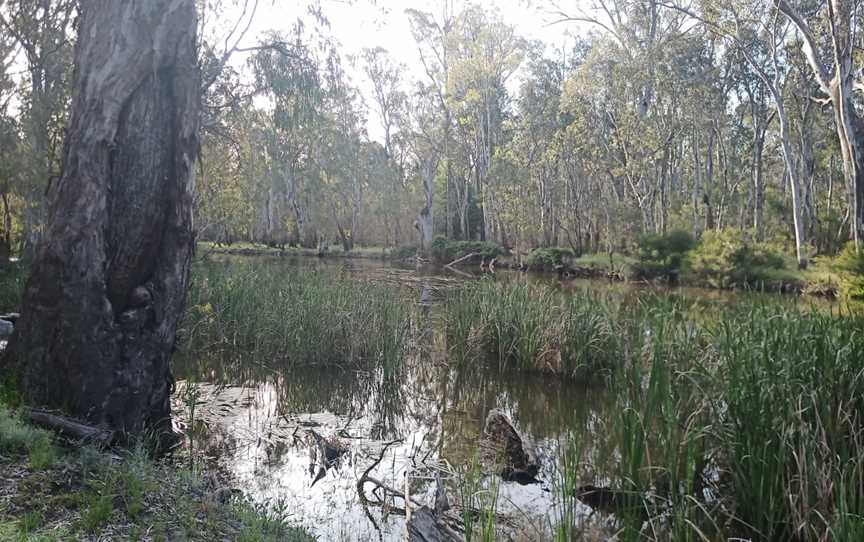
[170,255,797,540]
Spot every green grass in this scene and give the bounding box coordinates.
[0,406,57,471]
[442,279,864,539]
[0,405,315,541]
[184,262,409,371]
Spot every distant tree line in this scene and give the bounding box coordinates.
[1,0,863,268]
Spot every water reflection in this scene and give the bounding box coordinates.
[174,255,810,540]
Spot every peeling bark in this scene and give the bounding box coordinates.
[1,0,200,439]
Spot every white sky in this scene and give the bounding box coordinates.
[226,0,585,141]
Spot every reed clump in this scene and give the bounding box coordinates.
[444,280,620,378]
[549,298,864,541]
[184,263,409,371]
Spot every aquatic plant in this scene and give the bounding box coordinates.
[183,262,409,371]
[444,280,620,378]
[556,297,864,541]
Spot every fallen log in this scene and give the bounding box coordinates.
[444,252,479,268]
[28,409,115,447]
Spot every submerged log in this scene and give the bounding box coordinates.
[574,484,649,519]
[28,409,115,447]
[483,409,540,484]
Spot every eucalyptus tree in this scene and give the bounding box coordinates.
[249,29,322,247]
[658,1,811,267]
[407,3,457,238]
[362,47,406,157]
[2,0,200,439]
[733,44,776,239]
[362,47,410,245]
[511,46,566,247]
[403,85,443,254]
[775,0,864,248]
[0,0,75,255]
[448,5,525,242]
[318,47,367,251]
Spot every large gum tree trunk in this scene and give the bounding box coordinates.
[1,0,199,438]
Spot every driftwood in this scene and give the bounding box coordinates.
[444,252,478,268]
[408,506,463,542]
[28,409,115,447]
[357,439,420,514]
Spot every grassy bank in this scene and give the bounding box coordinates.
[0,405,313,542]
[198,241,390,260]
[183,263,409,371]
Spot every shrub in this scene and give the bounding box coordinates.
[751,238,787,269]
[834,241,864,299]
[389,245,417,261]
[525,247,574,271]
[430,236,504,264]
[634,230,695,280]
[685,228,786,288]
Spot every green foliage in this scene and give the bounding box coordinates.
[525,247,574,270]
[430,236,504,264]
[834,241,864,299]
[686,228,787,288]
[0,406,56,470]
[634,230,695,280]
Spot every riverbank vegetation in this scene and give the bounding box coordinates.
[0,405,314,541]
[183,263,409,372]
[447,280,864,540]
[3,254,863,539]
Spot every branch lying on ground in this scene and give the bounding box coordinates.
[27,409,115,448]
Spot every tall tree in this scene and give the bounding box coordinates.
[776,0,864,248]
[0,0,75,256]
[2,0,200,439]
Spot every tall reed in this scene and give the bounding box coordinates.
[443,280,620,378]
[183,262,409,371]
[553,296,864,541]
